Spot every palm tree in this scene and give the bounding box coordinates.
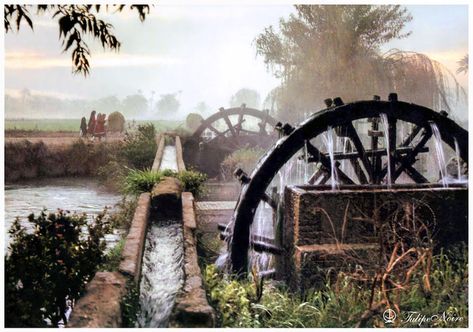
[456,54,468,74]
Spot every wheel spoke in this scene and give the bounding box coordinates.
[236,113,244,135]
[206,122,246,146]
[261,194,277,210]
[392,129,432,182]
[400,124,422,147]
[404,165,429,183]
[219,109,238,137]
[306,141,355,184]
[207,124,223,137]
[346,123,373,183]
[387,117,397,184]
[379,128,432,182]
[368,117,382,184]
[308,165,326,185]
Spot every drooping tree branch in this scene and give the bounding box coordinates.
[4,4,151,76]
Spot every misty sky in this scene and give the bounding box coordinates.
[4,4,469,120]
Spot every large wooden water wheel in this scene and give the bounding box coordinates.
[183,105,278,177]
[227,94,468,274]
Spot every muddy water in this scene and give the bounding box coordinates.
[4,177,122,249]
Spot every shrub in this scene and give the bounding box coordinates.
[120,124,157,169]
[5,210,113,327]
[221,147,265,181]
[109,196,139,230]
[108,111,126,132]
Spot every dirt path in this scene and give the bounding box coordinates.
[5,131,124,146]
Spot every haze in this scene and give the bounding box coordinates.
[4,4,469,121]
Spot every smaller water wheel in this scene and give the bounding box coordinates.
[225,94,468,275]
[183,105,278,177]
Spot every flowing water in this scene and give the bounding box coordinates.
[160,145,178,170]
[380,113,392,188]
[137,142,184,327]
[429,123,448,187]
[322,126,339,190]
[4,178,122,250]
[454,138,462,182]
[137,219,183,327]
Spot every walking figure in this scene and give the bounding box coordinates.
[87,110,97,139]
[94,113,107,141]
[80,117,87,137]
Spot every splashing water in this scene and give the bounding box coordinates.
[322,126,339,190]
[454,137,462,182]
[249,202,274,273]
[303,140,309,183]
[380,113,392,188]
[137,220,184,327]
[429,122,448,187]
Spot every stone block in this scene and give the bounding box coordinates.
[68,272,127,328]
[118,193,150,282]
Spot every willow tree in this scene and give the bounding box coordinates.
[256,5,465,121]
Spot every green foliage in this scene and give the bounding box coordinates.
[5,210,113,327]
[121,279,141,327]
[176,169,208,197]
[204,245,468,328]
[221,147,265,181]
[122,168,164,195]
[107,111,126,132]
[96,160,128,191]
[109,197,138,230]
[120,123,157,169]
[100,238,126,272]
[122,168,207,197]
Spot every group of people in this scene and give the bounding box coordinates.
[80,110,107,141]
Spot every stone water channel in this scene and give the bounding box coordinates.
[137,142,184,327]
[68,134,214,327]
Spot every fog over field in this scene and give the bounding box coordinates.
[4,5,468,122]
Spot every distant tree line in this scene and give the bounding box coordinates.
[5,89,186,119]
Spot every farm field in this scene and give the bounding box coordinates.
[5,118,183,133]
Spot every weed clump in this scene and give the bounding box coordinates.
[122,168,207,197]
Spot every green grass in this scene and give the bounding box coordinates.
[5,118,183,132]
[122,168,207,196]
[204,245,468,328]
